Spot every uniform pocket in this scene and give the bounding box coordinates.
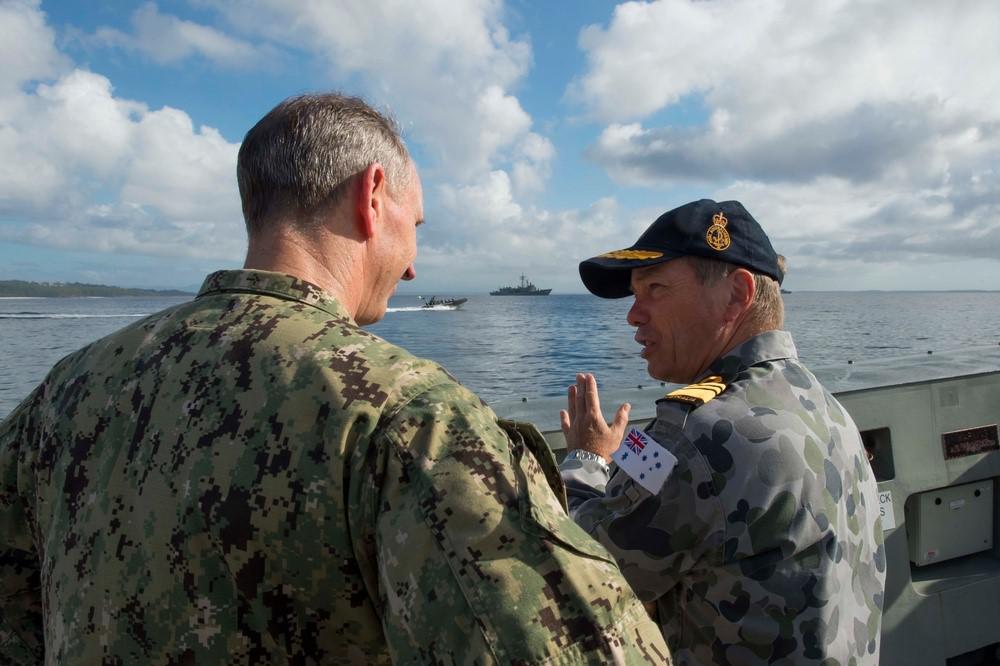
[499,418,618,564]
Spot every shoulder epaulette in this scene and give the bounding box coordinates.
[662,375,727,407]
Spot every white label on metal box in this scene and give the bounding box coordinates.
[879,490,896,530]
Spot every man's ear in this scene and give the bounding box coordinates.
[725,268,756,322]
[355,162,387,240]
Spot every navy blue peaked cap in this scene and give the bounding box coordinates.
[579,199,784,298]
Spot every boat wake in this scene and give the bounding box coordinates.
[0,313,148,319]
[386,306,461,312]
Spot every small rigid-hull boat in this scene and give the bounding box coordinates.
[420,296,468,309]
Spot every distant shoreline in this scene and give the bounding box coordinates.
[393,289,1000,297]
[0,280,192,298]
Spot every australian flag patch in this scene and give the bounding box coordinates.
[612,427,677,495]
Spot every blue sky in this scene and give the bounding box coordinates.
[1,0,999,293]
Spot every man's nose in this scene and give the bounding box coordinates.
[626,298,645,327]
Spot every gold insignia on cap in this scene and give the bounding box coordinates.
[598,249,665,260]
[706,212,731,251]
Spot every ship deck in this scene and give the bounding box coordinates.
[492,343,1000,431]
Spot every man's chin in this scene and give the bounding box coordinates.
[646,363,676,385]
[356,304,388,326]
[648,368,669,383]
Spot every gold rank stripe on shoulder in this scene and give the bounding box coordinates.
[663,375,727,406]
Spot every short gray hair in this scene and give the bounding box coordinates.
[237,93,411,232]
[687,255,785,329]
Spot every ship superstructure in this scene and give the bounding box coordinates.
[490,274,551,296]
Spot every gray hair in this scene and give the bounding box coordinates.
[237,93,411,232]
[687,255,786,329]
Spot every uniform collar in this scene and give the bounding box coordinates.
[197,269,354,323]
[704,329,797,381]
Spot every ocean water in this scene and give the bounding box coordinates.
[2,291,1000,420]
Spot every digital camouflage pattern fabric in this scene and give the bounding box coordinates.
[561,331,886,665]
[0,269,672,665]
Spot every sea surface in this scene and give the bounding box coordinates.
[3,291,1000,420]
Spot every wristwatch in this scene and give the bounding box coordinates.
[564,449,611,472]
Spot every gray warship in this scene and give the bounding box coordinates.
[490,274,551,296]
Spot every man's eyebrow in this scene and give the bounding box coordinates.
[630,266,670,293]
[630,267,654,287]
[416,218,425,227]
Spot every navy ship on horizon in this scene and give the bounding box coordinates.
[490,274,551,296]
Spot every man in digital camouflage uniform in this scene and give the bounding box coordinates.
[558,199,886,665]
[0,94,671,664]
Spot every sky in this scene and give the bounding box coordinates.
[1,0,999,294]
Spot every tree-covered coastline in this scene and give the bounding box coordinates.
[0,280,191,298]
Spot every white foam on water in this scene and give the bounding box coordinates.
[386,306,461,312]
[0,313,148,319]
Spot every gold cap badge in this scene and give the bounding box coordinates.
[598,249,665,260]
[705,212,731,251]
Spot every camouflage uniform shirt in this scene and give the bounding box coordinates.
[561,331,886,665]
[0,269,671,665]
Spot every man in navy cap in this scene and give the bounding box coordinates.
[559,199,886,665]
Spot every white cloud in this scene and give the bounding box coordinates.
[33,71,143,176]
[122,106,237,226]
[199,0,571,288]
[573,0,758,121]
[573,0,1000,272]
[511,132,556,198]
[428,167,664,292]
[439,171,523,234]
[1,0,566,286]
[209,0,552,182]
[576,0,1000,127]
[576,0,1000,184]
[6,0,994,292]
[91,2,264,67]
[0,0,67,96]
[474,85,533,171]
[0,3,243,261]
[715,169,1000,288]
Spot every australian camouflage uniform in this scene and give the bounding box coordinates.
[0,269,672,665]
[561,330,886,665]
